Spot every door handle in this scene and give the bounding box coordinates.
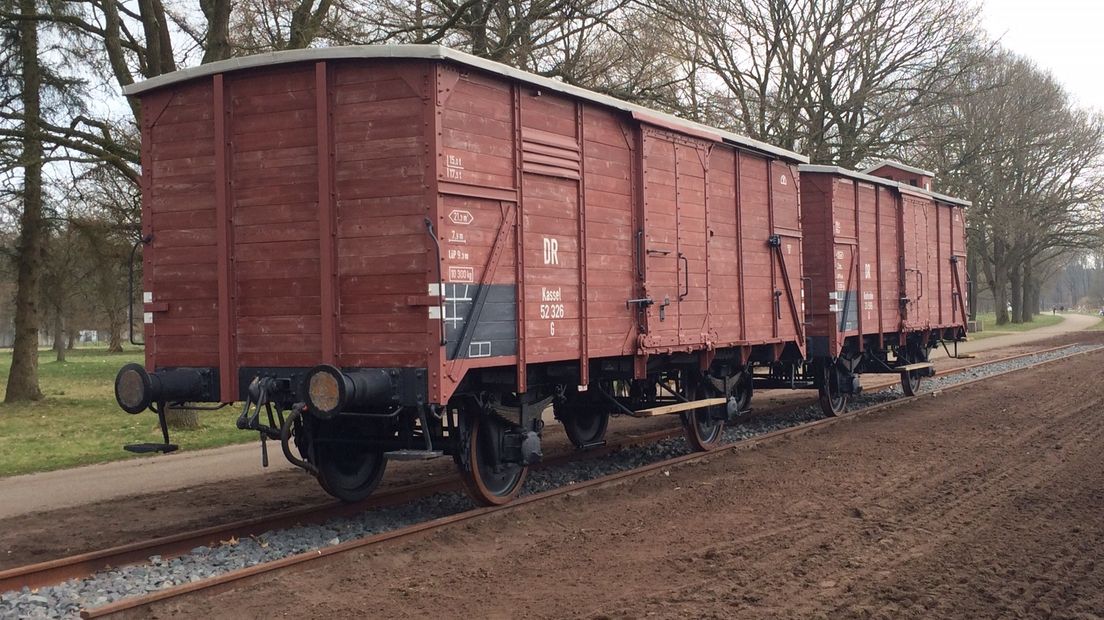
[679,253,689,300]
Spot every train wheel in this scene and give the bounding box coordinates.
[457,411,528,506]
[554,386,610,449]
[901,370,922,396]
[681,381,726,451]
[314,438,387,503]
[560,407,609,449]
[730,369,754,414]
[817,363,849,417]
[900,344,929,397]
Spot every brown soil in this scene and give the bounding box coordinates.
[152,337,1104,619]
[0,332,1097,574]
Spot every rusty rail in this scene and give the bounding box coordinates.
[0,427,672,594]
[79,342,1100,619]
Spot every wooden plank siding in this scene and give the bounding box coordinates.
[138,54,813,405]
[144,79,219,371]
[800,168,967,357]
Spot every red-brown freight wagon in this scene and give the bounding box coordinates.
[112,45,811,505]
[791,163,969,415]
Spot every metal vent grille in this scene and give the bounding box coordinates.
[521,128,580,179]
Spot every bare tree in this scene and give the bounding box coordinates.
[657,0,982,166]
[918,50,1104,324]
[3,0,47,401]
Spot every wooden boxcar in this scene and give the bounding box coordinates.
[794,163,968,414]
[113,45,810,505]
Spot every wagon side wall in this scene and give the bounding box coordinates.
[431,65,643,397]
[899,192,967,334]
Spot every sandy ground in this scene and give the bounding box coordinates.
[157,340,1104,620]
[0,319,1097,571]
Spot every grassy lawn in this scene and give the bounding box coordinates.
[0,348,250,478]
[968,311,1065,340]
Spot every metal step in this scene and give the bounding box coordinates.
[897,362,934,372]
[632,397,727,418]
[124,443,179,454]
[384,449,445,461]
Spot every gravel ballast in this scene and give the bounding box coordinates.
[3,344,1099,619]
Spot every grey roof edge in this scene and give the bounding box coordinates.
[122,44,808,163]
[860,159,936,178]
[799,164,971,207]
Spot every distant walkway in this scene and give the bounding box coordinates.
[932,312,1100,359]
[0,442,293,519]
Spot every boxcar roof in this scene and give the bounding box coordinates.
[861,159,936,178]
[122,44,808,163]
[799,164,971,208]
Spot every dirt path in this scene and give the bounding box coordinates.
[931,312,1100,359]
[157,343,1104,619]
[0,333,1097,572]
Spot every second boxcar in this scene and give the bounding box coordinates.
[787,162,968,415]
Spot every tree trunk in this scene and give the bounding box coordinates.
[108,322,124,353]
[1009,262,1023,323]
[5,0,46,403]
[165,404,201,430]
[967,251,979,320]
[1022,259,1037,323]
[469,0,488,56]
[53,313,66,363]
[67,332,75,350]
[989,240,1010,326]
[199,0,232,62]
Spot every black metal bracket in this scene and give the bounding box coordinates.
[424,218,446,346]
[767,234,781,247]
[595,381,639,417]
[123,399,179,454]
[237,375,290,467]
[635,229,645,279]
[679,252,689,300]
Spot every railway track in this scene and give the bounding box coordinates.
[0,427,677,593]
[0,342,1091,617]
[74,342,1098,619]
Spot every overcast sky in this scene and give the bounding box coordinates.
[981,0,1104,111]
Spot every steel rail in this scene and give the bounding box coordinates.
[0,427,673,594]
[79,342,1101,619]
[0,341,1078,596]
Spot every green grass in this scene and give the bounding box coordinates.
[0,348,250,477]
[968,311,1065,340]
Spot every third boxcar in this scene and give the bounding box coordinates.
[794,162,969,415]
